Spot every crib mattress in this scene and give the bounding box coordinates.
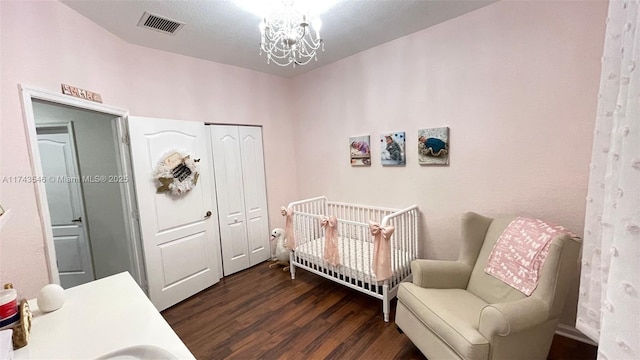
[294,237,411,283]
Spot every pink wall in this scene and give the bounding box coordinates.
[0,0,297,298]
[290,0,607,325]
[292,0,606,259]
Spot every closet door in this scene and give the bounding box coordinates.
[239,127,270,266]
[211,125,269,275]
[210,125,250,275]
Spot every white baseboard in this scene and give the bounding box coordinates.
[555,324,598,346]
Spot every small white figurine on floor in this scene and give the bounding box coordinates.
[269,228,290,271]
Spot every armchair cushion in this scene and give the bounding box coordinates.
[411,259,472,289]
[398,283,490,360]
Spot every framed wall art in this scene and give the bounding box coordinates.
[418,127,449,165]
[380,132,406,166]
[350,135,371,166]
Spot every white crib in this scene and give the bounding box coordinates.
[285,196,419,322]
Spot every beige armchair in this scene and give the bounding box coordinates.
[395,212,581,360]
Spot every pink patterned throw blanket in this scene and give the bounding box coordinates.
[484,217,575,296]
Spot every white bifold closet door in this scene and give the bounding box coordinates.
[209,125,269,276]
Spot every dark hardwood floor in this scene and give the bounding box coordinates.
[162,263,597,360]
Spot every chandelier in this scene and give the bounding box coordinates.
[258,1,324,67]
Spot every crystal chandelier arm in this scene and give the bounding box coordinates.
[299,36,322,52]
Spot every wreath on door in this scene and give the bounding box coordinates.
[154,151,200,195]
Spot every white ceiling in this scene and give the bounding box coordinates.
[61,0,495,78]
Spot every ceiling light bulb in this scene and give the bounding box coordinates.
[312,17,322,32]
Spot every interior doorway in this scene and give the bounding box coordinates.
[20,86,145,291]
[36,122,95,288]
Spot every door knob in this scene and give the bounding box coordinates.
[204,211,212,219]
[72,217,82,223]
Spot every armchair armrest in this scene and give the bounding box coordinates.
[478,296,550,339]
[411,259,472,289]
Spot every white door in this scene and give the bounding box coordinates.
[210,125,250,275]
[210,125,270,275]
[128,117,220,311]
[238,126,270,265]
[37,126,95,289]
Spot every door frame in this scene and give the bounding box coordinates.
[19,85,146,289]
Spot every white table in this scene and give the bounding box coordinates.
[14,272,195,359]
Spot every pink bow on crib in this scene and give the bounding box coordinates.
[369,221,395,281]
[280,206,296,250]
[321,216,340,266]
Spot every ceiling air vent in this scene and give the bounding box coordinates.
[137,12,185,35]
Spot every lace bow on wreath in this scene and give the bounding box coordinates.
[154,151,200,195]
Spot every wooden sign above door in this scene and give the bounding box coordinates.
[61,84,102,103]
